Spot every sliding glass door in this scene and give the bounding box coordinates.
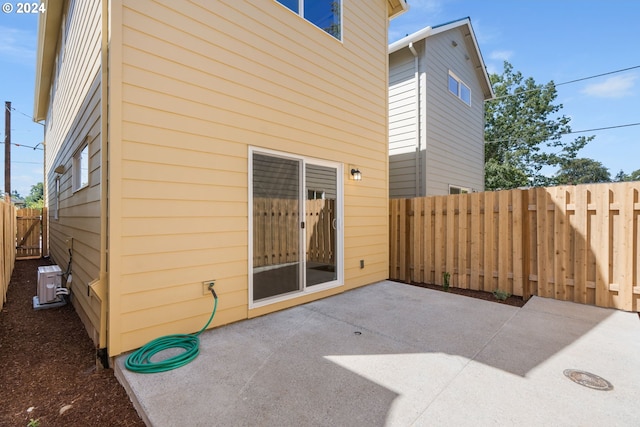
[305,164,337,286]
[251,150,341,305]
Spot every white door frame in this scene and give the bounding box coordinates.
[248,147,344,309]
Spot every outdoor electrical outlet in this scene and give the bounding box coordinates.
[202,280,215,295]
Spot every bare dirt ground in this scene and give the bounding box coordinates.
[0,259,144,427]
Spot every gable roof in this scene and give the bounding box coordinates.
[388,17,494,100]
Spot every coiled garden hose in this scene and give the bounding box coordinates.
[124,285,218,373]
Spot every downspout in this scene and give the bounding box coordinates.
[89,0,109,368]
[408,42,421,197]
[99,0,108,356]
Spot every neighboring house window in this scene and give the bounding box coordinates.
[276,0,342,40]
[73,144,89,191]
[54,176,60,220]
[448,71,471,106]
[308,189,326,200]
[449,185,471,195]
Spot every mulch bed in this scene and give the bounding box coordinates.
[0,259,144,427]
[404,281,527,307]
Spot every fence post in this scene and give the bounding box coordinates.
[521,188,531,301]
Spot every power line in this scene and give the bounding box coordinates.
[485,121,640,144]
[0,141,44,150]
[4,104,45,126]
[487,64,640,101]
[562,122,640,135]
[556,65,640,86]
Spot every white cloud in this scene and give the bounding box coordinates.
[489,50,513,61]
[581,74,637,98]
[0,25,36,64]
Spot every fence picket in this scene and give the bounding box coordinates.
[1,198,17,310]
[424,197,434,284]
[498,191,510,293]
[512,190,524,297]
[573,186,588,304]
[457,194,468,289]
[482,192,494,292]
[469,192,481,290]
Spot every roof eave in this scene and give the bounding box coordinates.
[33,0,64,122]
[388,26,432,54]
[388,0,409,19]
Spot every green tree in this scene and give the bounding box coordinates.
[555,158,611,185]
[24,182,44,209]
[484,61,594,189]
[614,169,627,182]
[615,169,640,182]
[627,169,640,182]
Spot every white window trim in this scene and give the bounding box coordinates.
[274,0,343,42]
[72,141,89,192]
[448,70,472,106]
[248,146,344,310]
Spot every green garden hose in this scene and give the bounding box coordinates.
[124,286,218,373]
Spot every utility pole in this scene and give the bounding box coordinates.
[4,101,11,198]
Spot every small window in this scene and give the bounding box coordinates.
[307,189,326,200]
[448,71,471,106]
[276,0,342,40]
[449,185,471,195]
[73,144,89,191]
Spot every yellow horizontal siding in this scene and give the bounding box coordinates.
[109,0,389,354]
[121,217,246,237]
[120,263,247,295]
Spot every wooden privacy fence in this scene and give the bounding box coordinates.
[16,208,47,259]
[253,198,336,268]
[390,182,640,312]
[1,197,17,310]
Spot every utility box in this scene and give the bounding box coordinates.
[37,265,62,304]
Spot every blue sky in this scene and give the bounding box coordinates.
[0,9,40,197]
[1,1,638,197]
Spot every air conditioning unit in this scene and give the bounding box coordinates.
[33,265,67,310]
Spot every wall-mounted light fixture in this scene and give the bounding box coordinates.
[350,167,362,181]
[54,165,65,175]
[451,40,458,47]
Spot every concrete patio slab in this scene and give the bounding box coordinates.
[115,281,640,426]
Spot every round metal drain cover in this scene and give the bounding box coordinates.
[563,369,613,391]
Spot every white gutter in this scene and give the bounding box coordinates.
[389,26,431,54]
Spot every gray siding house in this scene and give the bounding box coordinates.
[389,17,494,197]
